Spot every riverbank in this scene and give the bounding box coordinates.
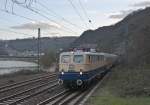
[0,60,38,75]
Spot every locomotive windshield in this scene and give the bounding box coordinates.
[61,55,70,63]
[73,55,84,63]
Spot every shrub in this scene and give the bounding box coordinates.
[40,51,57,68]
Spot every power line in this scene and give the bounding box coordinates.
[67,0,88,29]
[10,0,79,34]
[0,27,34,36]
[28,7,78,34]
[5,0,8,10]
[13,3,79,35]
[0,7,77,35]
[0,8,37,22]
[0,15,19,24]
[12,0,36,7]
[12,0,27,4]
[37,1,85,31]
[2,1,82,35]
[78,0,94,28]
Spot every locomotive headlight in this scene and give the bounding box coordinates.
[80,71,83,75]
[80,69,83,75]
[61,72,64,75]
[61,69,64,75]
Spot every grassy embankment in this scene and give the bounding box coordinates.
[87,65,150,105]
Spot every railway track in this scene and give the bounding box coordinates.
[0,73,56,91]
[52,90,83,105]
[37,71,109,105]
[37,89,70,105]
[0,71,109,105]
[0,73,57,96]
[0,82,59,105]
[0,72,58,104]
[37,84,94,105]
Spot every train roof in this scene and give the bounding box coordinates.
[60,51,117,57]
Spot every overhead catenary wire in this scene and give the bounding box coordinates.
[0,9,45,38]
[12,0,35,7]
[0,7,78,36]
[30,4,84,32]
[0,9,77,42]
[0,8,36,38]
[0,15,20,24]
[67,0,89,29]
[27,6,78,35]
[0,8,37,22]
[78,0,94,28]
[5,0,8,10]
[1,0,84,38]
[12,2,79,35]
[0,27,34,36]
[1,1,80,35]
[37,1,85,31]
[12,0,27,4]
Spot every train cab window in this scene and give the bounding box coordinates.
[61,55,70,63]
[73,55,84,63]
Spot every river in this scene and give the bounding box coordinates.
[0,60,38,75]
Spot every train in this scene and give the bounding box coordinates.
[58,48,118,88]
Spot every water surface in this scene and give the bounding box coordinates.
[0,60,38,75]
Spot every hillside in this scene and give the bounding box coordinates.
[72,7,150,103]
[72,7,150,67]
[0,37,77,56]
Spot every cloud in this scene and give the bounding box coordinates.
[131,1,150,7]
[43,32,60,36]
[109,1,150,19]
[84,0,88,3]
[88,10,98,14]
[109,9,134,19]
[11,21,61,30]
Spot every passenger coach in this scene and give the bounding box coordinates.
[58,49,118,88]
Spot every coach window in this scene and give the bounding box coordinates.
[100,55,104,61]
[92,55,94,63]
[97,55,99,62]
[90,55,93,64]
[61,55,70,63]
[93,56,95,63]
[88,55,91,63]
[73,55,84,63]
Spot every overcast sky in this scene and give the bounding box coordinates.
[0,0,150,40]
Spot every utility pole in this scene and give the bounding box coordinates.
[38,28,41,71]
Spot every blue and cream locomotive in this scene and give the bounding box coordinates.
[58,49,118,88]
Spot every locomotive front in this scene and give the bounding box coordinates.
[58,49,118,89]
[58,51,88,88]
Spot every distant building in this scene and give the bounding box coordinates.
[0,42,8,56]
[0,48,8,55]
